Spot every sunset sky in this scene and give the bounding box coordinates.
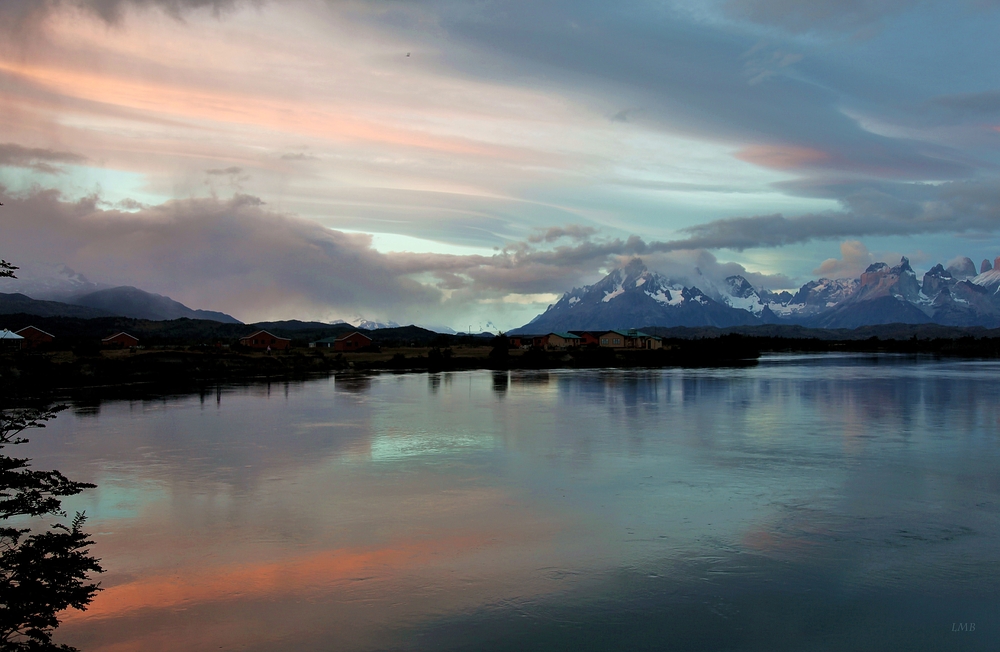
[3,0,1000,329]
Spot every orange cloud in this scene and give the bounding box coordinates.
[736,144,832,170]
[0,58,531,159]
[62,534,491,624]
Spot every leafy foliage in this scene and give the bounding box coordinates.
[0,407,103,651]
[0,260,15,280]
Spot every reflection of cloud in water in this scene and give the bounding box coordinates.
[370,429,495,461]
[35,357,1000,651]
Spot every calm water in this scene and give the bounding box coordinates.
[23,354,1000,651]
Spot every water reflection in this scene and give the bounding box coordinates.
[491,371,509,395]
[21,355,1000,651]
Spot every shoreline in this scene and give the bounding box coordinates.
[5,331,1000,400]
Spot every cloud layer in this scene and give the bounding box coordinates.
[0,186,791,325]
[3,0,1000,325]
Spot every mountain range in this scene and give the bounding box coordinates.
[0,286,242,323]
[513,255,1000,333]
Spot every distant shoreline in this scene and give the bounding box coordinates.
[4,330,1000,401]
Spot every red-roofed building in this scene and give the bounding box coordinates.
[239,330,291,351]
[102,332,139,348]
[333,331,372,352]
[15,326,54,349]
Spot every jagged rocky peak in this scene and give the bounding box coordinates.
[982,259,993,274]
[790,278,858,307]
[946,257,976,279]
[724,275,757,299]
[855,257,920,302]
[971,256,1000,293]
[922,264,955,297]
[892,256,914,274]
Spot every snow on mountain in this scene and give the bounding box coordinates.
[0,262,111,300]
[515,251,1000,333]
[332,318,403,330]
[971,257,1000,294]
[512,259,759,333]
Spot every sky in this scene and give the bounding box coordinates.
[2,0,1000,330]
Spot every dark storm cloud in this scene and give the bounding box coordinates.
[0,143,87,174]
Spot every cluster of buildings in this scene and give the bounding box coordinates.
[240,329,374,352]
[509,329,663,350]
[0,326,377,354]
[0,324,661,355]
[0,327,141,350]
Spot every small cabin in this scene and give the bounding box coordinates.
[598,330,662,350]
[0,329,25,350]
[102,332,139,348]
[333,331,372,352]
[15,325,55,349]
[239,330,291,351]
[569,331,600,347]
[547,332,582,349]
[531,335,550,349]
[598,331,627,348]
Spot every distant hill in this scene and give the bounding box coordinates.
[0,292,115,319]
[68,286,242,324]
[0,313,451,347]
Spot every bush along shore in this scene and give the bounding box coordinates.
[6,330,1000,399]
[0,336,761,397]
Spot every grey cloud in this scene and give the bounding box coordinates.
[0,143,87,174]
[3,186,804,318]
[412,1,975,182]
[0,0,251,26]
[526,225,597,243]
[0,188,439,322]
[722,0,919,34]
[280,152,321,161]
[205,166,244,175]
[646,178,1000,252]
[610,108,639,123]
[932,90,1000,114]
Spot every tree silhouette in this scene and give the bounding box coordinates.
[0,260,17,279]
[1,406,103,651]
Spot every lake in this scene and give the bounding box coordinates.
[26,354,1000,651]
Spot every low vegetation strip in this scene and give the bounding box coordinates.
[5,329,1000,399]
